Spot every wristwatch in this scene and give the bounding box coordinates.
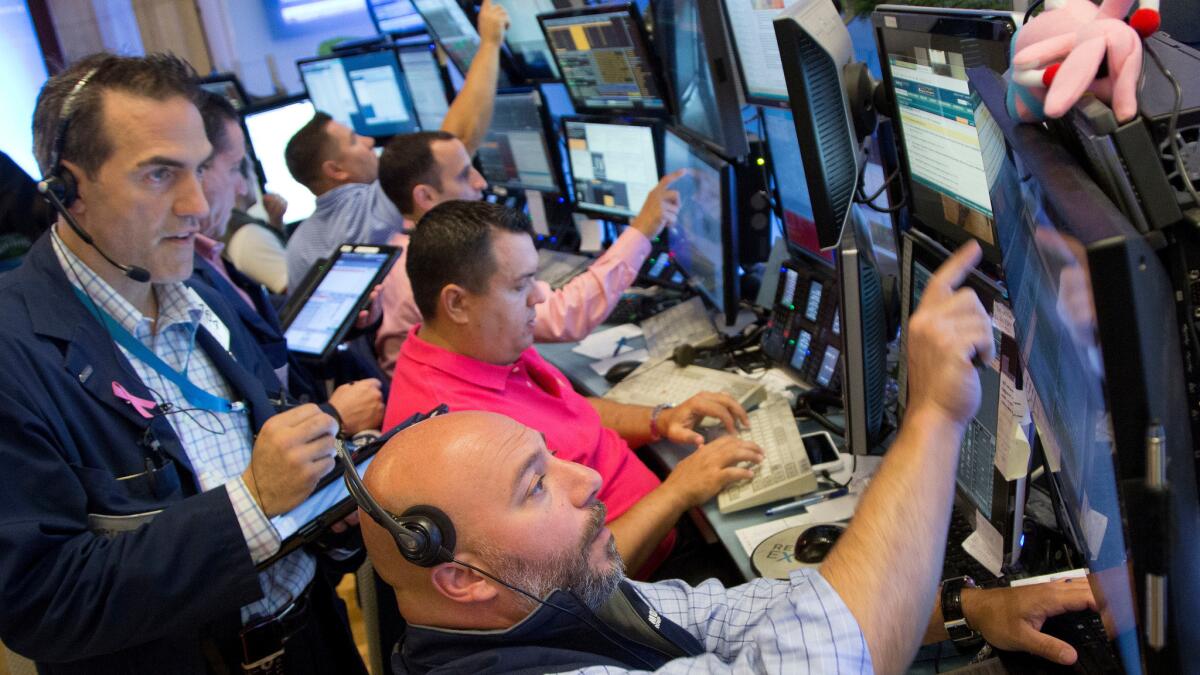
[941,576,984,651]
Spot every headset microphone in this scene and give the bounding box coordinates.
[39,180,152,283]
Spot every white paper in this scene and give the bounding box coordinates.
[588,348,649,376]
[525,190,550,236]
[735,513,813,557]
[1009,567,1088,587]
[573,214,603,252]
[570,323,643,359]
[961,509,1005,577]
[994,411,1033,481]
[803,493,861,524]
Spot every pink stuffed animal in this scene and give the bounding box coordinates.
[1007,0,1160,123]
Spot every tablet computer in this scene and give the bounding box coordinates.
[282,244,400,362]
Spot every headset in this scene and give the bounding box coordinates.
[37,64,151,283]
[336,406,660,670]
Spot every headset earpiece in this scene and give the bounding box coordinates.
[396,505,457,568]
[40,169,79,210]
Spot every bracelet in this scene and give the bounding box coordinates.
[649,404,672,442]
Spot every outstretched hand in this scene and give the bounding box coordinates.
[964,580,1098,665]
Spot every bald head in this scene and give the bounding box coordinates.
[358,410,622,629]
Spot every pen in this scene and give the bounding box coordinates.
[764,487,849,517]
[612,336,628,357]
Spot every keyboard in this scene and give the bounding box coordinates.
[603,359,767,412]
[640,296,720,359]
[537,249,592,289]
[942,507,1001,583]
[708,397,818,514]
[997,610,1123,674]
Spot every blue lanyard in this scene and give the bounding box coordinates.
[72,286,241,414]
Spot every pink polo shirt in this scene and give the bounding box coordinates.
[374,226,653,375]
[195,234,254,309]
[383,328,674,570]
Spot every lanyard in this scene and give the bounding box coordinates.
[72,286,241,414]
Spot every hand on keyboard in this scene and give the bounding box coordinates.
[657,392,751,447]
[662,435,765,508]
[961,579,1098,665]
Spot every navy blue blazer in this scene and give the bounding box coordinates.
[0,235,289,673]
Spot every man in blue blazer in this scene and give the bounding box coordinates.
[0,53,367,674]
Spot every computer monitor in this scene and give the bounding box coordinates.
[242,97,319,225]
[396,42,451,130]
[477,88,562,194]
[411,0,481,74]
[493,0,569,80]
[718,0,793,107]
[975,64,1200,671]
[653,0,749,159]
[662,127,740,326]
[872,6,1015,266]
[899,229,1027,566]
[539,4,669,115]
[761,107,832,266]
[198,73,250,111]
[367,0,425,36]
[298,49,421,138]
[563,117,659,219]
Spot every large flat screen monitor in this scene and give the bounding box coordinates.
[662,127,740,326]
[298,49,421,138]
[563,117,659,219]
[397,42,451,130]
[493,0,566,80]
[243,97,318,225]
[761,107,832,265]
[654,0,749,158]
[477,88,561,194]
[718,0,793,106]
[539,4,669,115]
[411,0,481,74]
[367,0,425,36]
[873,7,1015,265]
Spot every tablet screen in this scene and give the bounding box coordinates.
[271,454,379,541]
[284,250,392,356]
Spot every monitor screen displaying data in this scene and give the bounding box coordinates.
[564,119,658,218]
[397,44,450,130]
[477,90,559,193]
[299,50,420,138]
[540,7,667,113]
[368,0,424,35]
[762,107,831,264]
[243,98,318,224]
[412,0,481,72]
[663,128,729,314]
[720,0,792,104]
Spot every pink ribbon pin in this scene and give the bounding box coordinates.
[112,381,158,419]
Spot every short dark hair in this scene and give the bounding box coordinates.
[195,88,239,155]
[32,52,199,178]
[285,112,335,191]
[379,130,456,215]
[407,200,535,319]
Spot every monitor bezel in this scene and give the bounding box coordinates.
[295,46,422,139]
[198,73,251,111]
[871,6,1017,268]
[537,3,673,117]
[560,114,662,222]
[477,86,567,195]
[241,94,317,227]
[715,0,791,109]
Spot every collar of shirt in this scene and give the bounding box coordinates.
[50,226,205,340]
[194,233,224,265]
[315,180,402,222]
[403,326,546,393]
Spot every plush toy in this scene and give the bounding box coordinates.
[1007,0,1160,123]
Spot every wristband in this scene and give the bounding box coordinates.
[941,576,984,651]
[649,404,672,442]
[317,402,344,438]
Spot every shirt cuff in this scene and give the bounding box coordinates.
[227,477,281,564]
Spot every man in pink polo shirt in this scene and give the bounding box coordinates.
[383,200,764,576]
[372,128,687,373]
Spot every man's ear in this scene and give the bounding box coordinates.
[412,183,438,216]
[321,158,347,183]
[439,284,472,326]
[429,560,501,604]
[59,159,87,217]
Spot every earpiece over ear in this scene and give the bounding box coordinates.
[396,504,457,568]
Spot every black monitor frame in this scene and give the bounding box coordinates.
[662,125,741,327]
[871,6,1016,269]
[538,3,672,117]
[476,86,566,196]
[295,46,422,139]
[198,72,251,111]
[560,115,662,222]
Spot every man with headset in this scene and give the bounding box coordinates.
[357,242,1097,674]
[0,54,365,673]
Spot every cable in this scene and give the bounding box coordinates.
[1144,41,1200,211]
[1022,0,1045,27]
[854,159,908,213]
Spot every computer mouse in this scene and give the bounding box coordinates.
[794,524,845,564]
[604,360,642,384]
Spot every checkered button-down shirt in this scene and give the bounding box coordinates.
[52,229,314,623]
[574,569,872,674]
